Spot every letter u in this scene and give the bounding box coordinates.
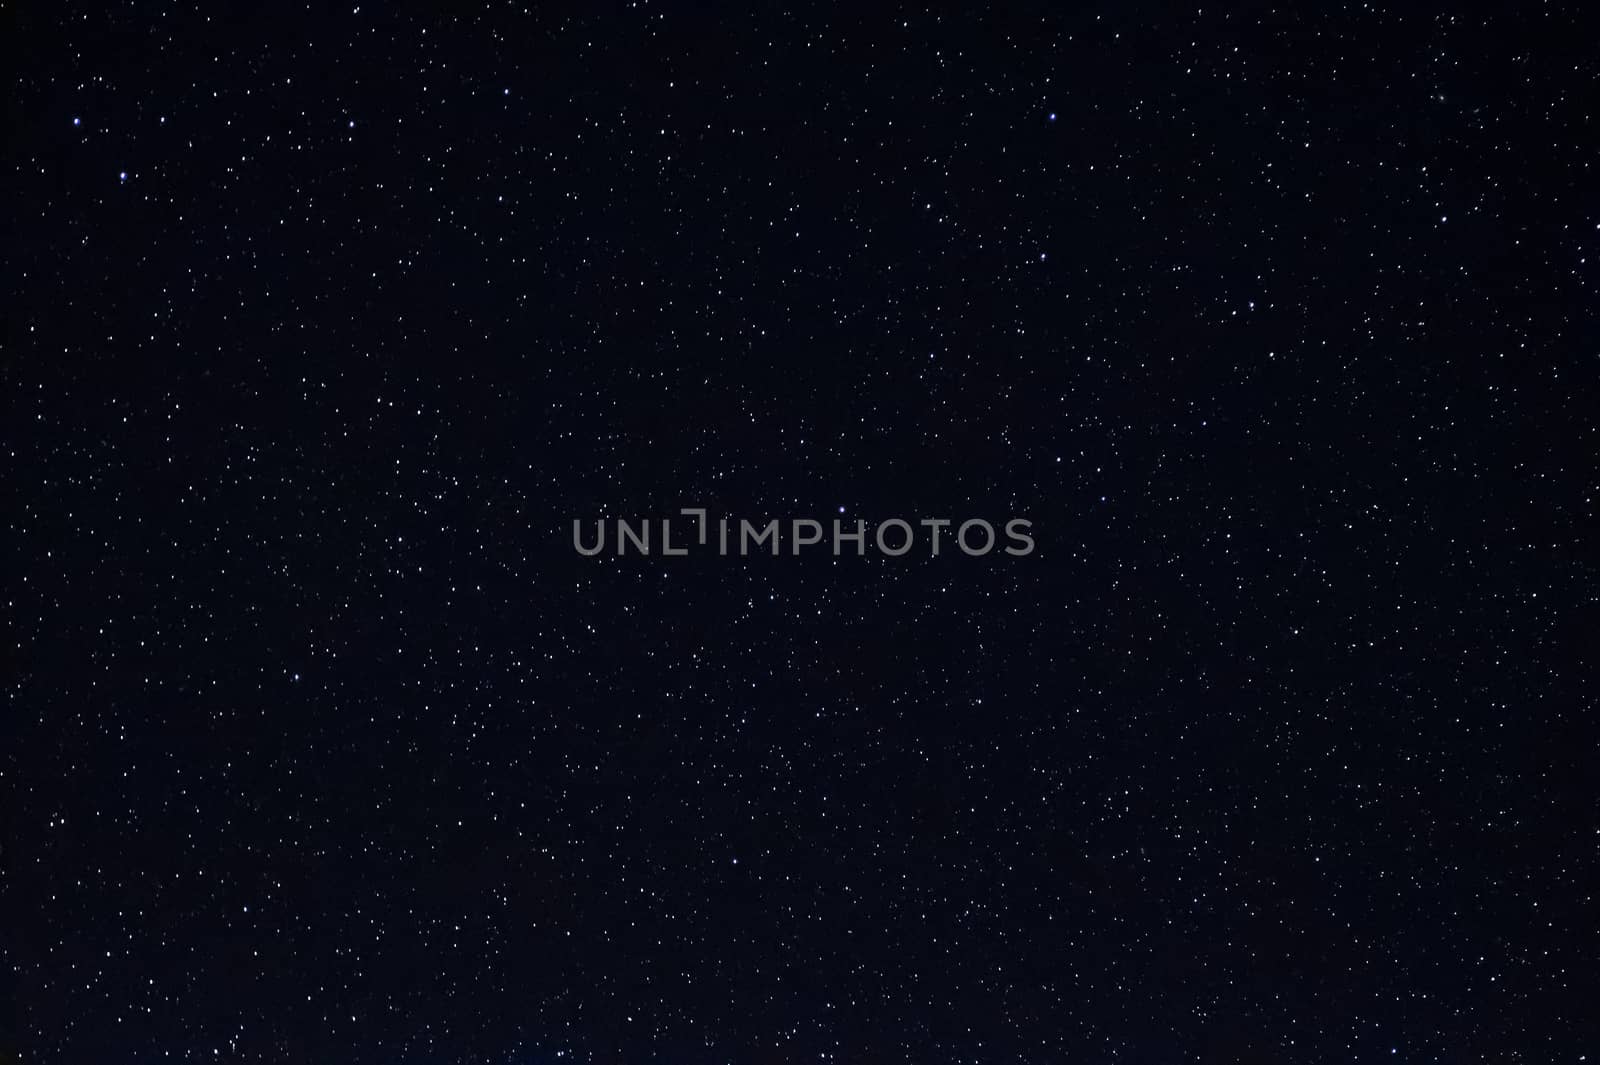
[573,519,606,556]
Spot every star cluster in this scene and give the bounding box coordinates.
[4,3,1597,1062]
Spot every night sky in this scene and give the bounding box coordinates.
[4,2,1597,1062]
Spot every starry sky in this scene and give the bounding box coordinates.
[4,2,1597,1062]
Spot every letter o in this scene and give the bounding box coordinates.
[957,518,995,556]
[875,518,914,556]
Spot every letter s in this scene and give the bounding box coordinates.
[1004,518,1034,556]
